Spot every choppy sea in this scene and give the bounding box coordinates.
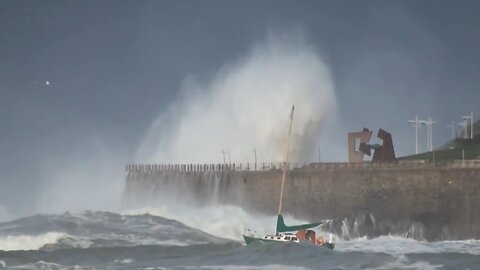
[0,209,479,270]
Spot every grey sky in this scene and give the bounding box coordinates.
[1,0,479,218]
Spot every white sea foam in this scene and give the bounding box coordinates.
[137,266,308,270]
[9,261,95,270]
[374,255,443,270]
[0,232,66,251]
[114,258,133,264]
[184,265,310,270]
[337,235,480,256]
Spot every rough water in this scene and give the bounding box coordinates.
[0,210,479,270]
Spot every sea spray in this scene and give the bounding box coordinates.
[136,31,338,164]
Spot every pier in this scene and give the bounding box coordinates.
[124,159,480,241]
[125,160,480,173]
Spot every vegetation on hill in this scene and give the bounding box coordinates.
[399,144,480,162]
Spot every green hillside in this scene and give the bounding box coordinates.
[399,143,480,162]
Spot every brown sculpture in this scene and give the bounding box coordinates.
[348,128,373,163]
[348,128,396,163]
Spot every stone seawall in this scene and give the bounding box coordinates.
[123,164,480,241]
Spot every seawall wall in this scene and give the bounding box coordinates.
[123,161,480,241]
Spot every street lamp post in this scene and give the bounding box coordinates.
[467,112,474,139]
[253,148,257,171]
[446,121,455,141]
[472,112,474,139]
[419,118,428,151]
[459,119,469,139]
[419,117,435,152]
[462,112,474,139]
[221,150,226,164]
[408,115,421,154]
[425,117,437,151]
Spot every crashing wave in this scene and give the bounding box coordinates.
[0,211,231,251]
[0,232,67,251]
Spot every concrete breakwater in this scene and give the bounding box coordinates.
[123,161,480,241]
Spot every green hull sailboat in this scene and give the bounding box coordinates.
[243,214,335,249]
[242,105,335,250]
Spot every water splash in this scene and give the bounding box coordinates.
[341,218,351,240]
[136,31,337,164]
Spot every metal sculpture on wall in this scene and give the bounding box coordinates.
[348,128,396,163]
[348,128,373,163]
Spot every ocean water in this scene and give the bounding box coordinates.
[0,210,479,270]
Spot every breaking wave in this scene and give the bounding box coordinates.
[0,210,479,269]
[0,232,66,251]
[0,211,231,252]
[122,205,295,241]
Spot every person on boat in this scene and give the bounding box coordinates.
[305,230,320,244]
[296,230,306,241]
[315,236,325,246]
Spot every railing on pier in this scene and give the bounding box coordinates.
[125,160,480,173]
[125,162,296,172]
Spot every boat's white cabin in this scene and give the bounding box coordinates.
[262,232,300,243]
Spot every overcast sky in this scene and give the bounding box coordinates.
[1,0,479,218]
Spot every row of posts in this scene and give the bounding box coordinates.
[125,163,294,172]
[126,160,480,173]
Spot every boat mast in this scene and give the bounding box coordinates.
[278,105,295,215]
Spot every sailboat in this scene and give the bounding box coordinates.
[242,105,335,250]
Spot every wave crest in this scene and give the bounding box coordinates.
[0,232,66,251]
